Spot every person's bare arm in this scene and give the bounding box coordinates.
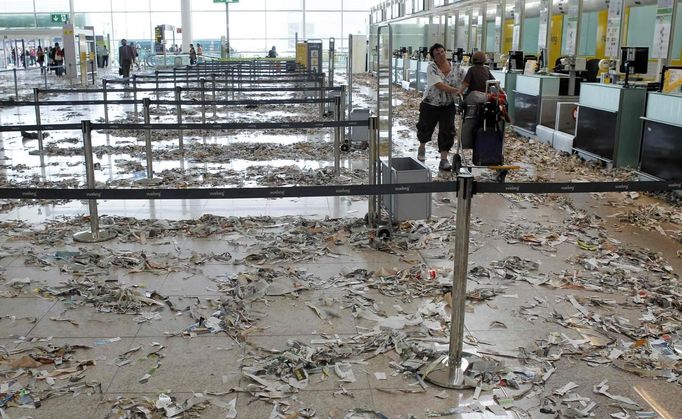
[459,80,469,93]
[434,81,461,95]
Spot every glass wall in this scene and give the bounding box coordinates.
[0,0,369,58]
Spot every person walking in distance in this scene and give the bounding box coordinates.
[189,44,197,65]
[102,45,109,67]
[118,39,134,79]
[36,46,45,74]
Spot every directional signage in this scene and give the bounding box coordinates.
[51,13,69,23]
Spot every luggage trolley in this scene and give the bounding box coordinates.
[367,24,432,240]
[451,80,519,182]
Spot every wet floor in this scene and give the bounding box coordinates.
[0,67,680,418]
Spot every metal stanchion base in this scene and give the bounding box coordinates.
[422,352,482,389]
[73,229,117,243]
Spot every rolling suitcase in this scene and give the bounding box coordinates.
[472,101,504,166]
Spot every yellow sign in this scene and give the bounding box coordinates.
[89,52,95,61]
[63,28,74,35]
[662,69,682,94]
[80,51,86,60]
[296,42,307,67]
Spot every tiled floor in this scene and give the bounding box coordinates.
[0,68,680,418]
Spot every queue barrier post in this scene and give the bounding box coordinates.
[33,88,45,155]
[13,68,19,99]
[422,173,482,389]
[175,86,184,150]
[102,79,109,124]
[133,74,138,121]
[72,120,117,243]
[334,95,341,177]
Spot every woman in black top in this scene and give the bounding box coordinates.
[461,51,497,95]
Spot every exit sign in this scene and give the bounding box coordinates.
[51,13,68,23]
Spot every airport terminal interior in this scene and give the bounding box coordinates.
[0,0,680,418]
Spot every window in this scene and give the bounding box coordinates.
[343,12,368,36]
[306,12,342,39]
[34,0,70,12]
[307,0,342,11]
[112,0,149,12]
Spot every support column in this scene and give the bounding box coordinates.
[69,0,75,25]
[63,23,77,82]
[181,0,193,54]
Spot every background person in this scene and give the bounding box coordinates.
[189,44,197,65]
[36,46,45,73]
[118,39,134,78]
[101,46,109,67]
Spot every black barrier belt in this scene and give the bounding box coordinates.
[0,98,336,108]
[35,86,343,94]
[0,123,82,132]
[92,120,368,130]
[152,98,336,106]
[0,120,369,133]
[0,100,138,107]
[0,182,458,200]
[475,181,681,194]
[107,78,325,83]
[0,180,678,201]
[130,75,319,79]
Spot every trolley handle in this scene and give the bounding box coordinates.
[455,93,465,114]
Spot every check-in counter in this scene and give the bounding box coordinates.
[639,92,682,181]
[573,83,647,168]
[513,74,579,134]
[490,70,520,123]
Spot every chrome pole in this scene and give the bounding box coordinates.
[367,116,378,227]
[175,86,184,150]
[73,120,117,243]
[13,68,18,99]
[155,70,160,109]
[319,73,325,117]
[103,79,109,124]
[133,74,138,121]
[449,173,474,381]
[33,88,44,154]
[143,98,154,179]
[334,95,341,176]
[423,173,480,389]
[211,73,217,118]
[200,78,206,124]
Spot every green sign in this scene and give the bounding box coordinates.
[50,13,68,23]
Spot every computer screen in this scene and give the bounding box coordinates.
[508,50,524,70]
[619,47,648,74]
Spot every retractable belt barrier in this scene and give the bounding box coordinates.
[0,98,337,108]
[30,86,342,94]
[0,120,365,133]
[108,76,322,82]
[0,180,677,201]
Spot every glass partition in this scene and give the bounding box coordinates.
[392,16,428,52]
[523,0,540,55]
[673,1,682,64]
